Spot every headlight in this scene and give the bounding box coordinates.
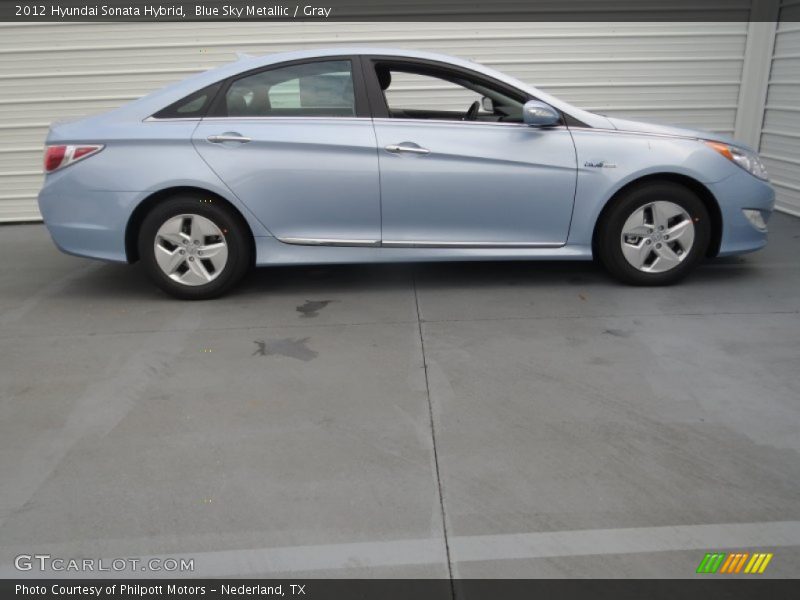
[705,141,769,181]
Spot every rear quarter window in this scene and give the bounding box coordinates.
[151,83,222,119]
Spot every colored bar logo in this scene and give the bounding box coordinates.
[696,552,773,574]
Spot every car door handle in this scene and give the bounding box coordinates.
[207,134,251,143]
[385,143,430,155]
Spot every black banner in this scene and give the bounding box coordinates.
[3,579,800,600]
[0,0,785,22]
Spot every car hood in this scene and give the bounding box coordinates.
[605,116,748,150]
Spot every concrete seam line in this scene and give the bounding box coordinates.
[0,538,447,579]
[4,521,799,578]
[413,274,456,594]
[450,520,800,563]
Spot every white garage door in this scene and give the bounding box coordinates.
[760,2,800,216]
[0,21,751,222]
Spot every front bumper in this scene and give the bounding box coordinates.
[708,170,775,257]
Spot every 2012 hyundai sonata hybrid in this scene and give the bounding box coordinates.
[38,47,774,299]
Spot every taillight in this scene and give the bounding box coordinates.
[44,144,104,173]
[44,146,66,172]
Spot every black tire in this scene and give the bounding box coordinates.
[596,182,711,286]
[138,195,252,299]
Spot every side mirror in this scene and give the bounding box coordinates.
[481,96,494,113]
[522,100,560,127]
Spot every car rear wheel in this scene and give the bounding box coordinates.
[138,195,251,299]
[596,182,711,285]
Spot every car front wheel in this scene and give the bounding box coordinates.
[596,182,711,285]
[138,195,251,299]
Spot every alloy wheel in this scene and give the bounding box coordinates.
[153,214,229,286]
[619,201,695,273]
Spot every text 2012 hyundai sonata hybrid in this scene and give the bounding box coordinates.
[38,47,774,299]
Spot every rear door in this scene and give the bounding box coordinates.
[192,57,381,245]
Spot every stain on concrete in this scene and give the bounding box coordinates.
[296,299,333,318]
[603,328,632,338]
[252,338,317,361]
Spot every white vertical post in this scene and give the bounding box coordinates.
[733,0,780,149]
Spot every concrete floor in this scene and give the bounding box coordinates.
[0,213,799,581]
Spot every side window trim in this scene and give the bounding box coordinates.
[359,56,391,119]
[206,55,369,119]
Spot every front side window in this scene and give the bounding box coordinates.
[374,63,526,123]
[224,60,355,118]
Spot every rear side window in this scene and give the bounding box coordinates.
[222,60,355,118]
[152,83,221,119]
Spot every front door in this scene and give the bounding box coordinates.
[365,59,577,246]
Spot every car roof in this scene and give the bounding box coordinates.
[242,46,481,66]
[95,47,609,129]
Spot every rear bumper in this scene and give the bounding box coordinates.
[37,186,138,263]
[708,170,775,257]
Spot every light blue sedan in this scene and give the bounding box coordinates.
[38,48,774,299]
